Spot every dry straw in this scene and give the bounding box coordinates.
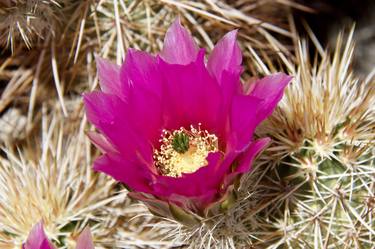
[0,0,308,143]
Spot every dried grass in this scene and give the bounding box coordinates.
[0,0,305,144]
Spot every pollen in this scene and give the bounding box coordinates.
[154,124,219,177]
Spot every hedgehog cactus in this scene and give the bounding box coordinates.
[0,0,61,50]
[257,30,375,248]
[0,113,117,248]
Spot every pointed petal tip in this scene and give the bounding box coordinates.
[170,16,185,32]
[160,17,199,65]
[250,137,272,161]
[207,29,242,81]
[92,157,105,172]
[94,56,121,96]
[95,56,112,71]
[32,221,45,234]
[241,73,292,133]
[94,54,103,64]
[82,90,124,122]
[273,71,293,81]
[257,137,271,148]
[82,92,90,100]
[24,221,55,249]
[172,16,181,25]
[274,72,293,82]
[76,227,95,249]
[86,131,117,154]
[126,47,137,56]
[92,155,114,176]
[226,29,238,38]
[82,92,95,109]
[249,72,293,99]
[233,137,271,173]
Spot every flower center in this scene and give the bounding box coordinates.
[154,124,219,177]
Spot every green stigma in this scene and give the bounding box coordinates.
[172,132,190,153]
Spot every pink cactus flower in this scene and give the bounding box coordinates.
[83,19,292,221]
[23,222,94,249]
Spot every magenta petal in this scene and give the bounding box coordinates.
[76,227,94,249]
[83,20,291,217]
[229,73,291,151]
[83,92,153,163]
[223,138,270,188]
[229,94,263,150]
[210,71,243,145]
[119,49,163,143]
[158,50,223,133]
[127,90,162,144]
[96,57,122,98]
[120,49,162,99]
[207,30,242,82]
[94,154,155,192]
[83,91,123,126]
[235,137,270,173]
[23,222,55,249]
[221,71,242,106]
[160,18,199,65]
[248,73,292,119]
[152,152,223,198]
[87,131,117,154]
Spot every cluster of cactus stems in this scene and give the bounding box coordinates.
[0,112,115,248]
[256,30,375,248]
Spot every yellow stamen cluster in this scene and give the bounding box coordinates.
[154,124,219,177]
